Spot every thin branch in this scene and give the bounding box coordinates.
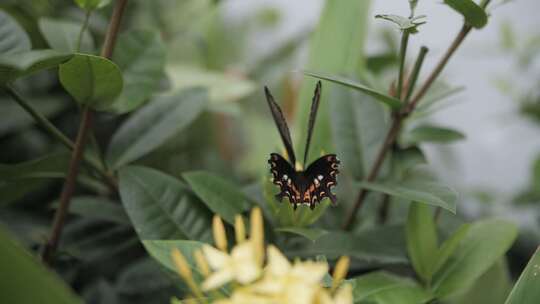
[404,46,429,104]
[396,31,410,99]
[42,0,128,264]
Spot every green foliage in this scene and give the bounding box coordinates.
[0,10,30,54]
[38,17,95,53]
[350,271,432,303]
[443,0,488,28]
[402,124,465,145]
[504,248,540,304]
[406,202,438,283]
[74,0,111,11]
[0,50,72,84]
[275,227,328,242]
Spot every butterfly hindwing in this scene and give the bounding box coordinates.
[303,154,340,207]
[268,153,298,204]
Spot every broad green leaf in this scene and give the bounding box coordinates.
[142,240,204,276]
[443,0,488,29]
[0,96,67,136]
[432,224,470,275]
[0,226,82,304]
[119,166,213,242]
[504,247,540,304]
[116,258,172,295]
[402,125,465,145]
[111,29,166,113]
[375,14,427,33]
[58,53,123,111]
[360,181,458,213]
[183,171,251,225]
[275,227,328,242]
[0,153,69,181]
[0,50,72,84]
[432,220,518,299]
[305,71,402,109]
[74,0,111,10]
[350,271,432,303]
[295,0,371,165]
[406,202,438,283]
[38,17,94,53]
[106,88,207,169]
[51,196,129,224]
[0,179,50,206]
[0,10,30,54]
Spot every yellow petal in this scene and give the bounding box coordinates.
[331,256,350,291]
[171,249,192,280]
[266,245,291,277]
[235,215,246,243]
[213,215,228,251]
[333,284,353,304]
[201,244,228,269]
[231,242,261,284]
[250,207,264,266]
[194,249,210,277]
[284,284,317,304]
[290,261,328,284]
[202,267,234,291]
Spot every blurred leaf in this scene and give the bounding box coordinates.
[0,10,31,54]
[406,202,438,283]
[350,271,432,303]
[504,247,540,304]
[51,196,129,224]
[360,181,458,213]
[305,71,402,109]
[183,171,251,225]
[82,279,117,304]
[111,29,166,113]
[374,14,426,33]
[38,17,94,53]
[275,227,328,242]
[0,50,72,84]
[142,240,204,277]
[432,224,470,275]
[106,88,207,169]
[402,124,465,145]
[59,53,123,111]
[119,166,213,241]
[295,0,372,164]
[0,96,67,136]
[0,153,69,181]
[432,220,518,299]
[116,258,172,295]
[0,226,82,304]
[414,84,464,117]
[0,179,50,206]
[443,0,488,29]
[74,0,111,10]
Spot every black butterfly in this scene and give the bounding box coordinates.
[265,81,340,210]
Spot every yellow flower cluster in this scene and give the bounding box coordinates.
[171,208,352,304]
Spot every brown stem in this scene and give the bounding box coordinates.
[41,0,128,264]
[343,22,479,231]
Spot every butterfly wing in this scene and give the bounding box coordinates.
[303,81,322,167]
[268,153,301,206]
[265,87,296,165]
[303,154,340,207]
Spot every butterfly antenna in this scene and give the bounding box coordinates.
[264,86,297,165]
[303,81,322,167]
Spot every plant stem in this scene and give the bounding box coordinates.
[75,9,92,52]
[42,0,128,264]
[396,31,410,99]
[404,46,429,104]
[343,19,486,230]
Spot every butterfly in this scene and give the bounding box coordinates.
[265,81,340,210]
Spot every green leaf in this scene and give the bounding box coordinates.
[432,220,518,299]
[119,166,213,242]
[360,181,458,213]
[304,71,402,109]
[74,0,111,10]
[432,224,470,275]
[111,29,166,113]
[106,88,207,169]
[275,227,328,242]
[58,53,123,111]
[375,14,427,33]
[51,196,129,224]
[504,247,540,304]
[402,124,465,145]
[0,179,50,206]
[0,50,72,84]
[38,17,94,53]
[116,258,172,295]
[0,10,30,55]
[443,0,488,29]
[406,202,438,283]
[350,271,433,303]
[0,153,69,181]
[142,240,204,275]
[183,171,251,225]
[0,226,83,304]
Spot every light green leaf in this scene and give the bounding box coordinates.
[183,171,251,225]
[0,153,69,181]
[402,124,465,145]
[350,271,432,303]
[119,166,213,242]
[443,0,488,29]
[359,181,458,213]
[0,10,30,55]
[106,88,207,169]
[51,196,129,224]
[74,0,111,10]
[375,14,426,33]
[504,247,540,304]
[304,71,402,109]
[0,50,72,84]
[59,53,123,111]
[0,226,83,304]
[142,240,207,281]
[111,29,166,113]
[38,17,94,53]
[275,227,328,242]
[432,220,518,299]
[432,224,470,275]
[406,202,438,283]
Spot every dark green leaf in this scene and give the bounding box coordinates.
[0,226,82,304]
[119,166,213,242]
[116,258,172,295]
[0,50,72,84]
[406,202,438,283]
[38,17,94,53]
[443,0,488,29]
[275,227,328,242]
[359,181,458,213]
[74,0,111,10]
[51,196,129,224]
[0,10,30,55]
[106,88,207,169]
[183,171,251,225]
[142,240,204,276]
[402,124,465,145]
[58,53,123,111]
[0,179,50,206]
[350,271,432,303]
[504,247,540,304]
[0,153,69,181]
[111,29,166,113]
[304,71,402,109]
[432,220,518,298]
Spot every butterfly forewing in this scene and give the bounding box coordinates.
[268,153,298,203]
